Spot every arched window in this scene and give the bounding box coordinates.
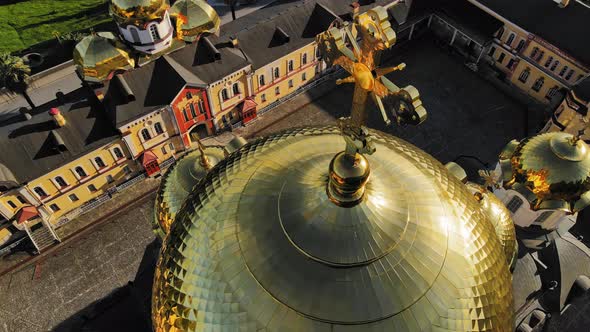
[189,103,197,118]
[506,33,515,46]
[141,128,151,141]
[288,60,294,72]
[550,60,560,71]
[532,77,545,92]
[559,65,569,77]
[149,24,160,41]
[546,86,559,100]
[536,51,545,62]
[515,40,525,52]
[129,27,140,43]
[34,186,47,198]
[506,196,523,213]
[75,166,87,178]
[274,67,280,79]
[113,147,124,159]
[302,53,308,65]
[496,27,504,40]
[259,75,265,87]
[232,83,240,95]
[565,69,575,81]
[198,99,205,114]
[544,56,553,68]
[530,47,539,59]
[95,157,106,168]
[221,88,229,101]
[154,122,164,135]
[55,176,67,188]
[518,68,530,83]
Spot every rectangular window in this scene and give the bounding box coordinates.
[162,146,167,155]
[49,203,60,212]
[506,59,515,69]
[123,165,132,175]
[275,87,280,95]
[261,94,266,102]
[498,53,506,64]
[106,175,115,184]
[302,73,307,81]
[288,60,294,72]
[182,109,189,122]
[288,79,293,88]
[197,99,205,114]
[274,67,280,79]
[488,46,496,57]
[69,194,79,202]
[189,103,197,118]
[506,196,523,213]
[168,142,174,151]
[17,196,26,204]
[533,211,553,224]
[6,200,16,209]
[88,184,97,193]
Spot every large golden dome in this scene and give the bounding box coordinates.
[152,127,513,331]
[170,0,220,42]
[499,132,590,213]
[73,32,134,82]
[110,0,170,25]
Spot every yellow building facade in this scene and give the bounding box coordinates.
[208,67,250,130]
[251,43,320,109]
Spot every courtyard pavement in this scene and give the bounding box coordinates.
[0,36,553,331]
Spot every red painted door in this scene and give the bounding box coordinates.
[145,161,160,176]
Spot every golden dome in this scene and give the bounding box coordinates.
[73,32,134,82]
[153,146,225,239]
[467,183,518,270]
[152,127,513,331]
[170,0,220,42]
[110,0,170,25]
[500,132,590,213]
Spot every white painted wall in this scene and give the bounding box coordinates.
[117,11,173,54]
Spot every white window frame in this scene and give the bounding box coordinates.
[140,128,152,142]
[259,74,266,87]
[302,52,308,65]
[110,146,125,161]
[72,165,88,180]
[68,193,79,202]
[288,60,294,72]
[32,184,48,200]
[168,142,174,151]
[87,184,98,193]
[273,67,280,80]
[51,175,69,190]
[91,156,108,172]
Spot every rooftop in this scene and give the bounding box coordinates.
[0,89,118,183]
[475,0,590,67]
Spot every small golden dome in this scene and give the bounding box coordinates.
[73,32,134,82]
[152,127,513,331]
[500,132,590,213]
[110,0,170,25]
[153,146,225,239]
[170,0,220,42]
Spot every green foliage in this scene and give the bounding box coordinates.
[0,52,31,91]
[0,0,111,53]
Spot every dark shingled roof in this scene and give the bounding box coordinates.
[0,89,118,183]
[573,77,590,102]
[476,0,590,66]
[435,0,502,45]
[103,55,206,127]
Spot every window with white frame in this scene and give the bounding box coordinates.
[221,88,229,101]
[69,194,79,202]
[302,72,307,81]
[288,79,293,88]
[559,65,569,77]
[506,33,515,46]
[88,184,97,192]
[288,60,294,72]
[149,24,160,41]
[302,53,308,65]
[530,47,539,59]
[550,60,560,71]
[506,196,523,213]
[49,203,60,212]
[259,75,265,87]
[518,68,530,83]
[565,69,575,81]
[275,87,280,95]
[532,77,545,92]
[113,147,124,159]
[33,186,47,198]
[54,176,68,188]
[74,166,87,178]
[533,211,553,224]
[232,83,240,95]
[274,67,280,79]
[544,56,554,68]
[154,122,164,135]
[141,128,151,141]
[515,40,525,52]
[168,142,174,151]
[261,94,266,102]
[95,157,106,168]
[546,86,559,100]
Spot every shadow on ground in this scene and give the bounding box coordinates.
[52,240,160,332]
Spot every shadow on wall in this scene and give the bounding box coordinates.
[51,239,161,332]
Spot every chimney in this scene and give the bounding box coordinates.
[350,2,360,18]
[553,0,570,7]
[203,37,221,61]
[49,130,67,152]
[115,74,135,102]
[49,108,66,127]
[18,107,32,121]
[230,36,239,48]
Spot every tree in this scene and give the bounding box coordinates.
[224,0,238,20]
[0,53,34,109]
